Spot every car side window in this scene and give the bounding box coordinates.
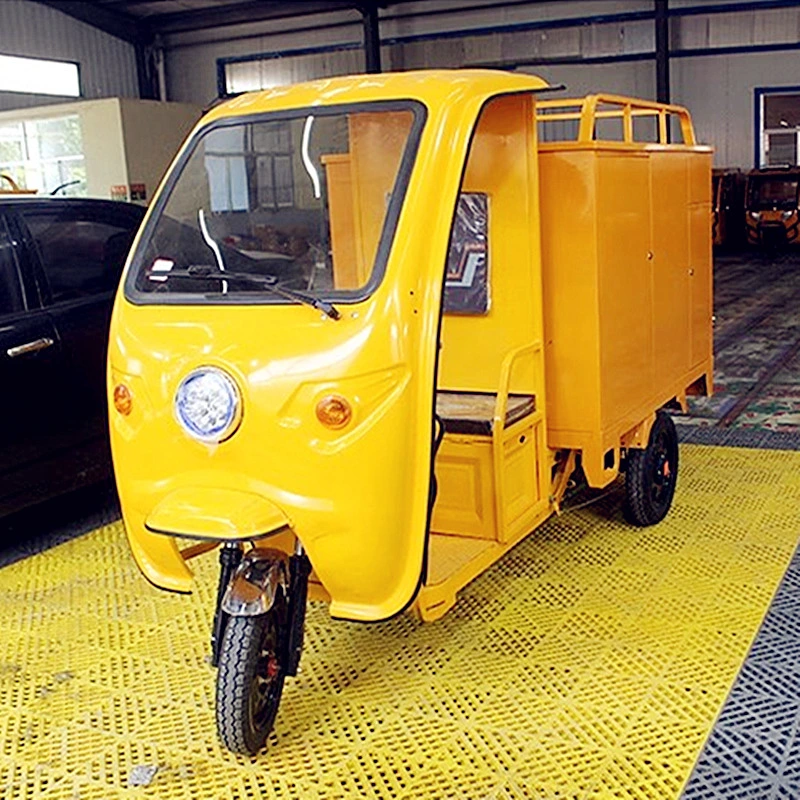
[20,208,137,304]
[0,216,25,316]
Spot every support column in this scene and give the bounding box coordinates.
[655,0,670,105]
[135,40,160,100]
[361,2,381,74]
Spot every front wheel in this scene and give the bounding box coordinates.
[624,411,679,527]
[216,598,286,755]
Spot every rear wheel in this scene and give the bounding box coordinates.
[624,411,679,527]
[216,597,286,755]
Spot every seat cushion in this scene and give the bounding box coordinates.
[435,391,536,436]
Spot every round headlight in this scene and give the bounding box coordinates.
[174,367,241,443]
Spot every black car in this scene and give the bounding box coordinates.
[0,197,145,517]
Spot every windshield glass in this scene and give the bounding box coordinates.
[748,176,799,211]
[127,102,423,303]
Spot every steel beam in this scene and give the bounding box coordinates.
[361,2,381,73]
[151,1,362,35]
[135,41,160,100]
[655,0,670,104]
[34,0,145,44]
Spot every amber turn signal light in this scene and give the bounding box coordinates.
[316,394,352,429]
[113,384,133,416]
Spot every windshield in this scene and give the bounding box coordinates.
[748,176,799,211]
[126,102,423,304]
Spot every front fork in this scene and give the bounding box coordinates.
[285,540,311,676]
[210,542,242,667]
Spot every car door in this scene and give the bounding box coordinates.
[14,200,144,490]
[0,211,65,515]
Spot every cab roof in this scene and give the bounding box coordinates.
[205,69,550,123]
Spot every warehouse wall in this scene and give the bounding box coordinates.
[674,52,800,169]
[0,0,138,112]
[160,0,800,170]
[163,0,654,105]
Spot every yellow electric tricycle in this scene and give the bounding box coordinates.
[108,70,713,754]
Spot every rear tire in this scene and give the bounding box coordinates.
[216,597,286,755]
[624,411,679,527]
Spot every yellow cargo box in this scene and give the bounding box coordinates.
[537,95,714,486]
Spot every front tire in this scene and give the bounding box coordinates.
[216,598,286,755]
[624,411,679,527]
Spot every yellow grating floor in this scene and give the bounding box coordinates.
[2,444,800,799]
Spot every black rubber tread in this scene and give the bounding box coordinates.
[216,607,285,755]
[624,411,679,527]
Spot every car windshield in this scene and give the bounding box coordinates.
[127,102,423,303]
[748,176,799,211]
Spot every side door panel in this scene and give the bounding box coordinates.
[0,213,65,514]
[16,203,142,479]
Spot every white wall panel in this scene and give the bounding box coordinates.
[166,24,366,105]
[379,0,651,41]
[754,9,800,44]
[165,1,655,104]
[672,51,800,169]
[708,12,755,47]
[674,7,800,49]
[0,0,138,112]
[528,60,656,100]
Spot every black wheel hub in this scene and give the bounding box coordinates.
[251,618,282,729]
[650,432,674,506]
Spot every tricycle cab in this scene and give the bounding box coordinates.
[109,71,554,621]
[744,167,800,248]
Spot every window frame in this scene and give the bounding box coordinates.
[123,99,428,307]
[755,86,800,168]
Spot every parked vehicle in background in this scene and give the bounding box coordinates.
[745,167,800,248]
[712,168,745,249]
[0,196,145,518]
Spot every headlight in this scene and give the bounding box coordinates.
[749,211,760,220]
[783,211,794,220]
[174,367,241,443]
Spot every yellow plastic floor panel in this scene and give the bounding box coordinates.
[2,445,800,800]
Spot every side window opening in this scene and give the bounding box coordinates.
[443,192,489,315]
[21,209,137,303]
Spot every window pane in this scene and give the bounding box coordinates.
[0,123,24,163]
[765,94,800,129]
[0,55,80,97]
[767,132,797,167]
[131,105,420,301]
[0,218,24,316]
[747,175,799,210]
[256,156,275,209]
[0,116,86,195]
[443,193,489,315]
[23,210,137,303]
[274,156,293,207]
